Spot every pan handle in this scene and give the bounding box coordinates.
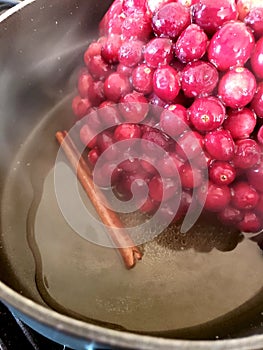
[0,0,20,11]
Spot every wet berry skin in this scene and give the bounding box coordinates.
[204,129,235,161]
[208,21,255,71]
[176,131,204,160]
[218,206,244,226]
[104,73,132,102]
[132,64,154,95]
[198,181,231,212]
[179,163,203,189]
[247,161,263,193]
[118,40,144,68]
[160,104,188,138]
[251,82,263,118]
[144,38,173,68]
[209,161,236,186]
[223,108,256,139]
[244,7,263,39]
[72,96,91,120]
[119,92,149,123]
[251,37,263,80]
[231,181,259,210]
[233,139,261,169]
[238,211,262,233]
[188,96,225,132]
[153,66,181,103]
[218,67,257,109]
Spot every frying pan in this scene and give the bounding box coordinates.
[0,0,263,349]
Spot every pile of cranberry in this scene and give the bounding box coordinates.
[71,0,263,235]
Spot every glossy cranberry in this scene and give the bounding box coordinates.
[236,0,262,20]
[121,10,152,41]
[188,96,225,132]
[192,0,238,34]
[244,7,263,38]
[119,92,149,123]
[93,162,122,188]
[156,155,180,178]
[218,67,257,109]
[98,101,122,127]
[114,123,142,141]
[77,72,93,98]
[231,181,259,210]
[257,126,263,144]
[87,55,113,81]
[118,40,144,67]
[152,2,191,39]
[179,163,203,189]
[88,80,105,106]
[209,161,236,185]
[153,66,180,103]
[104,73,132,102]
[88,147,100,167]
[97,130,115,154]
[176,131,204,160]
[208,21,255,71]
[122,0,146,14]
[144,38,173,69]
[224,108,256,139]
[198,181,231,212]
[146,0,174,15]
[116,171,149,200]
[79,124,97,149]
[142,129,171,153]
[116,64,133,77]
[218,206,244,226]
[204,129,234,161]
[181,61,219,98]
[83,41,103,66]
[119,158,142,173]
[132,64,154,95]
[160,104,188,137]
[251,82,263,118]
[238,211,262,233]
[149,175,178,202]
[72,96,91,120]
[251,37,263,80]
[101,34,122,64]
[100,0,124,36]
[233,139,261,169]
[193,151,213,170]
[247,161,263,192]
[175,24,208,63]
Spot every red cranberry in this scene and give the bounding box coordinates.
[93,162,122,188]
[149,175,178,202]
[198,181,231,212]
[140,157,158,176]
[181,61,219,98]
[132,64,154,95]
[142,129,171,153]
[218,206,244,226]
[88,80,105,106]
[121,10,152,41]
[251,37,263,80]
[119,158,142,173]
[116,171,149,200]
[218,67,257,109]
[101,34,122,64]
[233,139,261,169]
[208,21,255,71]
[100,0,124,36]
[247,161,263,192]
[104,73,132,102]
[257,126,263,144]
[231,181,259,210]
[122,0,146,15]
[146,0,174,15]
[88,147,100,167]
[238,211,262,233]
[79,124,97,149]
[97,130,115,154]
[244,7,263,38]
[144,38,173,69]
[204,129,234,161]
[160,104,188,137]
[117,64,133,76]
[119,92,149,123]
[179,163,203,189]
[98,101,122,127]
[176,131,204,160]
[224,108,256,139]
[188,96,225,132]
[153,66,181,103]
[175,24,208,63]
[140,196,159,214]
[251,82,263,118]
[193,151,213,170]
[152,2,191,39]
[209,161,236,185]
[191,0,238,34]
[72,96,91,120]
[77,72,93,98]
[256,195,263,215]
[83,41,103,66]
[114,123,142,141]
[156,155,180,178]
[87,55,113,81]
[118,40,144,67]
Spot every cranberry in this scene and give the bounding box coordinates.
[256,195,263,215]
[98,101,122,127]
[83,41,103,66]
[104,73,132,102]
[176,131,204,160]
[191,0,238,34]
[181,61,219,98]
[188,96,225,132]
[119,92,149,123]
[142,128,171,153]
[257,126,263,144]
[218,67,257,109]
[231,181,259,210]
[160,104,188,137]
[156,155,180,178]
[88,80,105,106]
[233,139,261,169]
[193,151,213,170]
[198,181,231,212]
[245,7,263,38]
[251,82,263,118]
[247,161,263,192]
[116,171,150,200]
[208,21,255,71]
[79,124,97,149]
[144,38,173,69]
[236,0,263,20]
[152,2,191,39]
[218,206,244,226]
[238,211,262,233]
[224,108,256,139]
[72,96,91,120]
[114,123,142,141]
[132,64,154,95]
[140,196,159,214]
[209,161,236,185]
[88,147,100,167]
[149,175,178,202]
[100,0,124,36]
[140,157,158,176]
[153,66,181,103]
[97,130,116,154]
[77,72,93,98]
[146,0,174,15]
[251,37,263,80]
[117,64,133,76]
[118,40,144,67]
[179,163,203,189]
[93,162,122,188]
[101,34,122,64]
[119,158,142,173]
[175,24,208,63]
[121,10,152,41]
[87,54,113,81]
[204,129,234,161]
[122,0,146,15]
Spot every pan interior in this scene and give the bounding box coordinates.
[1,94,263,340]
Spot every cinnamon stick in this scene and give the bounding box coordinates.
[56,130,142,269]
